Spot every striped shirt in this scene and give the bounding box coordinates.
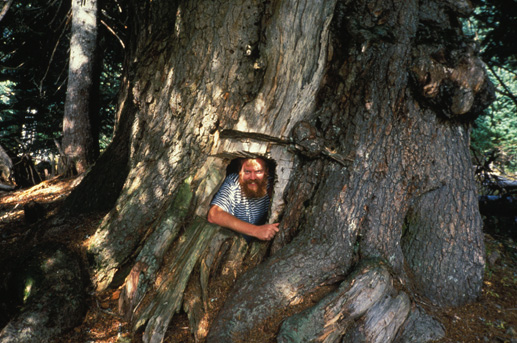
[210,173,270,226]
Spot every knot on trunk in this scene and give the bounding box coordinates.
[410,27,495,119]
[291,121,325,158]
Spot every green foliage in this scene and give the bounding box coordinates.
[471,67,517,173]
[0,81,15,142]
[97,52,123,151]
[23,277,34,304]
[465,1,517,174]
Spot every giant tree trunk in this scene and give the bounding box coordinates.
[77,0,493,342]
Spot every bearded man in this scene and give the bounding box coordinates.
[207,157,280,242]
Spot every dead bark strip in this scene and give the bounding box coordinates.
[344,293,410,343]
[183,231,262,342]
[117,178,196,321]
[125,217,218,343]
[134,221,268,343]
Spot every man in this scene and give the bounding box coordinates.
[208,157,280,242]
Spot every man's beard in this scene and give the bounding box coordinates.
[239,176,268,198]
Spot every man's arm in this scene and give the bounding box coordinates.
[207,205,279,241]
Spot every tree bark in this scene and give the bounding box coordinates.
[71,0,494,342]
[62,0,98,174]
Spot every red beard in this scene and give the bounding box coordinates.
[239,176,268,198]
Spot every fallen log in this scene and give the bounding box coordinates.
[0,183,15,191]
[496,179,517,190]
[479,174,517,193]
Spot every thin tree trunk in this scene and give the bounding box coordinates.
[0,0,13,22]
[62,0,98,174]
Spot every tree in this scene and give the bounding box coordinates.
[61,0,99,174]
[0,0,124,177]
[64,0,494,342]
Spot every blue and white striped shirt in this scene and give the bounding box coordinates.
[210,173,270,225]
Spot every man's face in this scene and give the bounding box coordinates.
[239,158,268,198]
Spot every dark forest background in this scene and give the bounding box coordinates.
[0,0,515,178]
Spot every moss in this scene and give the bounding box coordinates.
[172,176,194,214]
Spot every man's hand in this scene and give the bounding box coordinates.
[255,223,280,241]
[208,205,280,241]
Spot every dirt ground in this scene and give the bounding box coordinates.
[0,176,516,343]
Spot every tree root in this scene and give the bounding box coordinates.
[208,259,445,343]
[0,243,86,343]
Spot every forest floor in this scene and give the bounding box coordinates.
[0,176,516,343]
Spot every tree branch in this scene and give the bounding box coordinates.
[100,19,125,49]
[0,0,13,22]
